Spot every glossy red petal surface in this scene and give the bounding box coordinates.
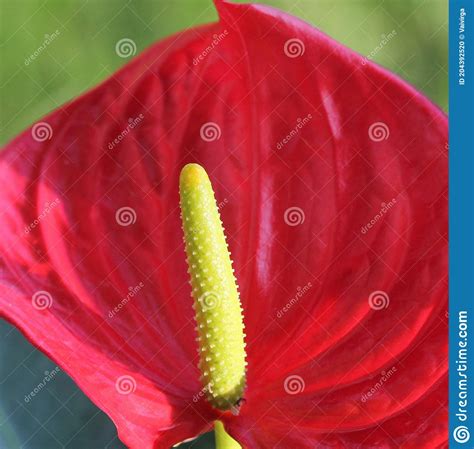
[0,1,447,448]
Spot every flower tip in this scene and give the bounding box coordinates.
[180,163,208,189]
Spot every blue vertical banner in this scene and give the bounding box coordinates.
[450,0,474,447]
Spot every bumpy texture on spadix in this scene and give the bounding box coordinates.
[179,164,246,410]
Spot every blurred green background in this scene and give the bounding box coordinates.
[0,0,447,448]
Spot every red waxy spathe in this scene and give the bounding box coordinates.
[0,1,447,447]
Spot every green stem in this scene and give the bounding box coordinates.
[214,421,241,449]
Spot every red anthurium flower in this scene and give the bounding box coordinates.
[0,0,447,448]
